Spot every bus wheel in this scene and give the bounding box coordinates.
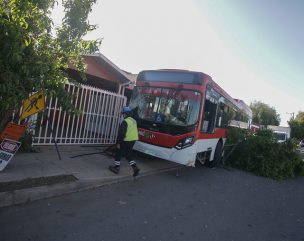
[206,141,223,167]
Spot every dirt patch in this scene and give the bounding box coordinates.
[0,175,77,192]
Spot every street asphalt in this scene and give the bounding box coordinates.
[1,165,304,241]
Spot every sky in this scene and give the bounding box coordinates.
[53,0,304,126]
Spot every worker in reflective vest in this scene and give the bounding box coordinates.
[109,106,140,177]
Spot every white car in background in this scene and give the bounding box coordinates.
[274,131,288,143]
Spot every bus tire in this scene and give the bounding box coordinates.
[206,141,223,167]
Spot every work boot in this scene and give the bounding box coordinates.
[109,165,120,174]
[132,165,140,177]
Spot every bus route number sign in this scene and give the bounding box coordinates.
[0,139,21,172]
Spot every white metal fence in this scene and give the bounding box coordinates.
[32,83,126,146]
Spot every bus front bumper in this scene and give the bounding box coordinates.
[133,141,197,166]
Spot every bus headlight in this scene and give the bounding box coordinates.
[175,136,194,150]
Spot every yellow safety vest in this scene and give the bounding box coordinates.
[124,117,139,141]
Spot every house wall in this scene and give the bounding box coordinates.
[67,56,133,94]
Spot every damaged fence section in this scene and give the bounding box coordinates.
[31,83,126,146]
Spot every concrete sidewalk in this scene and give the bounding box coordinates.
[0,145,181,208]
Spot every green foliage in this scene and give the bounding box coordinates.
[226,126,248,144]
[226,129,304,179]
[250,101,280,126]
[0,0,101,130]
[289,120,304,140]
[294,111,304,124]
[289,111,304,140]
[18,132,36,153]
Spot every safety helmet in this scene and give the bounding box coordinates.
[121,106,132,114]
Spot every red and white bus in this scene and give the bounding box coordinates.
[129,69,252,166]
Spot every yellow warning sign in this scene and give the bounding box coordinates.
[20,90,45,120]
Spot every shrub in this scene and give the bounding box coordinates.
[18,132,36,153]
[226,126,248,145]
[226,129,304,179]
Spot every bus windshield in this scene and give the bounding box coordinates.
[130,87,201,126]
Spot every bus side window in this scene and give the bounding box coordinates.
[201,100,211,132]
[216,101,229,127]
[201,87,219,133]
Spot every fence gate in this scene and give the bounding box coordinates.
[32,83,126,146]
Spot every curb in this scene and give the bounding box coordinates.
[0,165,182,208]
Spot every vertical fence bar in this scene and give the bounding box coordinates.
[44,97,53,144]
[92,92,102,143]
[74,86,82,143]
[37,108,45,144]
[70,85,80,144]
[101,93,110,144]
[65,84,75,144]
[83,88,94,143]
[98,92,105,143]
[89,89,98,143]
[112,96,124,143]
[50,96,58,143]
[64,84,73,143]
[55,104,62,144]
[107,93,114,143]
[77,87,87,144]
[59,84,71,144]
